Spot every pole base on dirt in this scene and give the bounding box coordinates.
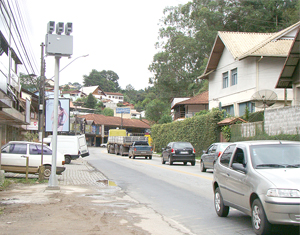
[46,185,60,190]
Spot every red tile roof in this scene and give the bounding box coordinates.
[78,114,150,129]
[172,91,208,109]
[105,92,124,96]
[217,117,247,126]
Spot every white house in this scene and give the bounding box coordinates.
[80,86,124,104]
[200,21,300,117]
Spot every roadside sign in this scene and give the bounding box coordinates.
[116,107,130,114]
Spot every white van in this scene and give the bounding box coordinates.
[43,135,89,164]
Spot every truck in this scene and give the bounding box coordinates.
[107,129,149,156]
[128,141,153,159]
[43,134,89,164]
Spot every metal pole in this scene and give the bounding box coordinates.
[47,56,60,189]
[39,43,45,181]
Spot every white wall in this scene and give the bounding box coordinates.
[209,47,293,116]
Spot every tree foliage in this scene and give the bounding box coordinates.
[20,73,39,92]
[83,69,120,92]
[145,99,169,123]
[86,93,97,108]
[102,107,114,116]
[149,0,300,101]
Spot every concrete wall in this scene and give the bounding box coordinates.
[233,106,300,138]
[264,106,300,135]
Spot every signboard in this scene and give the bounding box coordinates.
[45,98,70,132]
[116,107,130,114]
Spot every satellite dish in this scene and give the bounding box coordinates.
[251,89,278,109]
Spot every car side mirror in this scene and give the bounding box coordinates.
[203,150,206,154]
[162,148,165,151]
[232,163,246,173]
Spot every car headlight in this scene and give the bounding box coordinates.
[267,189,300,198]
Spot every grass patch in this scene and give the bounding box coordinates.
[0,178,48,191]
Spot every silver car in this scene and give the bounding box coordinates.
[200,142,230,172]
[213,140,300,235]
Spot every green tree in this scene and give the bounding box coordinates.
[149,0,299,101]
[83,69,120,92]
[158,114,172,124]
[102,107,114,116]
[145,99,169,123]
[85,93,97,108]
[20,73,39,92]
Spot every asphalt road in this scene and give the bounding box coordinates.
[86,147,299,235]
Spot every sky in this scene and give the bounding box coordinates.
[22,0,190,90]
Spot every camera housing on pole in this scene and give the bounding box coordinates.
[45,21,73,57]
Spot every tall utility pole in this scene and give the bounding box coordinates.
[38,43,45,142]
[38,42,45,181]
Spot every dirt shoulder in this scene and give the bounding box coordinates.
[0,182,192,235]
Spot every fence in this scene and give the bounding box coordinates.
[230,106,300,141]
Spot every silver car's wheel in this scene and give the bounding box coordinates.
[200,160,206,172]
[214,187,229,217]
[251,199,271,235]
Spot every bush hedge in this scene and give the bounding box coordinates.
[151,109,223,157]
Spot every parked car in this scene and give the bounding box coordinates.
[213,140,300,235]
[43,135,89,164]
[161,142,196,165]
[1,141,65,178]
[200,142,230,172]
[100,142,107,148]
[129,141,152,159]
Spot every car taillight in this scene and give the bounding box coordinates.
[62,161,65,165]
[78,150,80,155]
[151,148,153,151]
[134,148,137,151]
[218,151,222,157]
[193,148,196,154]
[171,149,175,153]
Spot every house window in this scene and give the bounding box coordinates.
[231,68,237,86]
[222,105,234,116]
[239,101,255,116]
[223,72,228,88]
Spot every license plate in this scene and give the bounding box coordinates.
[141,152,146,154]
[181,151,188,154]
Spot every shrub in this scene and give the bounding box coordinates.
[151,109,223,157]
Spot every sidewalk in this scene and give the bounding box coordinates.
[4,157,108,188]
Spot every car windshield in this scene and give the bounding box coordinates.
[173,142,193,149]
[250,144,300,169]
[219,143,230,152]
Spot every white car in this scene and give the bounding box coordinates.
[100,143,107,148]
[1,141,65,177]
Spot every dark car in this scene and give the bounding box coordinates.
[200,142,230,172]
[161,142,196,165]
